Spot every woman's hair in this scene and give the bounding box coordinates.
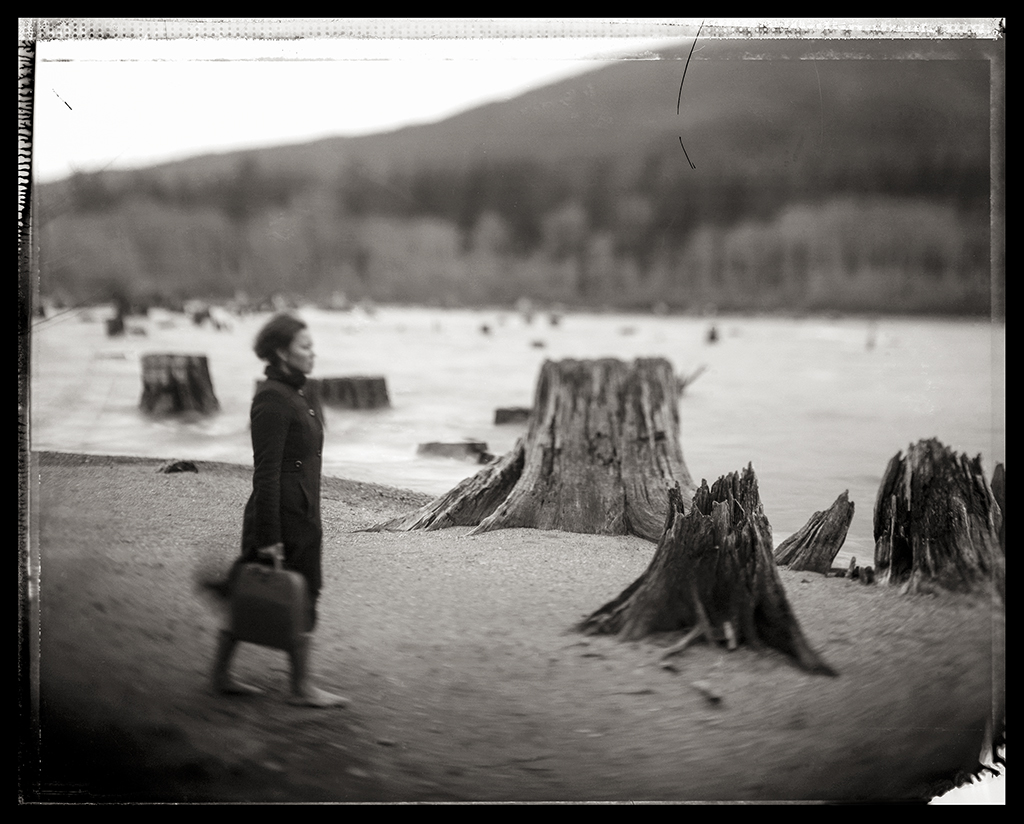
[253,313,307,364]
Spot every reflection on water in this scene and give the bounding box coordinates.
[30,305,1004,569]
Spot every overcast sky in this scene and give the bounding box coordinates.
[27,18,999,183]
[30,31,681,182]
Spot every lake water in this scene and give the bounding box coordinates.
[29,304,1005,570]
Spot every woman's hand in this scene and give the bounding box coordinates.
[257,542,285,562]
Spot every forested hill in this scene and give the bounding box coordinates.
[36,38,996,316]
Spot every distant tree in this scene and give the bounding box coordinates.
[456,165,487,248]
[68,171,117,213]
[490,161,546,254]
[220,157,262,224]
[338,162,370,216]
[614,194,655,275]
[471,211,514,256]
[582,158,617,231]
[541,202,589,263]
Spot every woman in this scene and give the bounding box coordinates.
[211,312,347,708]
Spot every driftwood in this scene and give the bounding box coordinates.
[578,468,836,676]
[368,358,696,540]
[873,439,1003,598]
[312,376,390,409]
[157,460,199,474]
[774,491,855,573]
[417,441,494,464]
[675,365,707,396]
[139,354,220,416]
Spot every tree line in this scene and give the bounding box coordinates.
[36,141,991,315]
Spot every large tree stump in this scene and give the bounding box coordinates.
[368,358,696,540]
[774,491,855,573]
[139,354,220,416]
[579,467,836,676]
[312,376,390,409]
[873,439,1003,598]
[991,462,1005,552]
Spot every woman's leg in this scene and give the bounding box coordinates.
[287,591,347,707]
[211,629,263,696]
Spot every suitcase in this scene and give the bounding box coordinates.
[230,548,309,651]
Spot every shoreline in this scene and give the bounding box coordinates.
[26,448,436,506]
[22,450,1004,803]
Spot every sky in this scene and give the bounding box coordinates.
[26,17,1001,184]
[29,26,685,183]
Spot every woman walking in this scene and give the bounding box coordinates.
[211,312,347,707]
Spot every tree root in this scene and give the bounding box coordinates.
[660,587,738,661]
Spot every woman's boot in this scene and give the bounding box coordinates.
[211,629,263,696]
[287,632,349,707]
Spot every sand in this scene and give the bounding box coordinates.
[21,451,1004,803]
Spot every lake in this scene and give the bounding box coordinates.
[29,304,1005,569]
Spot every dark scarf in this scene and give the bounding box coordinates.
[265,362,306,390]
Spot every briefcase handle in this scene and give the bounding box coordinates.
[256,542,285,570]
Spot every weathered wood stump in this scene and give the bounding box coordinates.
[774,491,855,573]
[991,462,1005,551]
[313,376,390,409]
[873,439,1003,598]
[578,467,836,676]
[417,441,494,464]
[368,358,696,540]
[839,557,875,583]
[139,354,220,416]
[494,406,531,425]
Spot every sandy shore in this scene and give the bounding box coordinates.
[22,451,1004,804]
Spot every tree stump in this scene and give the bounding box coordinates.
[873,439,1003,598]
[312,376,390,409]
[991,462,1005,552]
[774,491,855,573]
[494,406,531,425]
[368,358,696,540]
[579,467,836,676]
[139,354,220,416]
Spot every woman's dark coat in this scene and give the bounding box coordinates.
[240,365,325,602]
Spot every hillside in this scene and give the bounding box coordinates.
[35,37,996,315]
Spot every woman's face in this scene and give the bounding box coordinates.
[277,329,315,375]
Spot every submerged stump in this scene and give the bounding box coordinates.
[368,358,696,540]
[494,406,531,425]
[774,491,855,573]
[579,467,836,676]
[873,439,1003,598]
[417,441,494,464]
[139,353,220,416]
[314,376,390,409]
